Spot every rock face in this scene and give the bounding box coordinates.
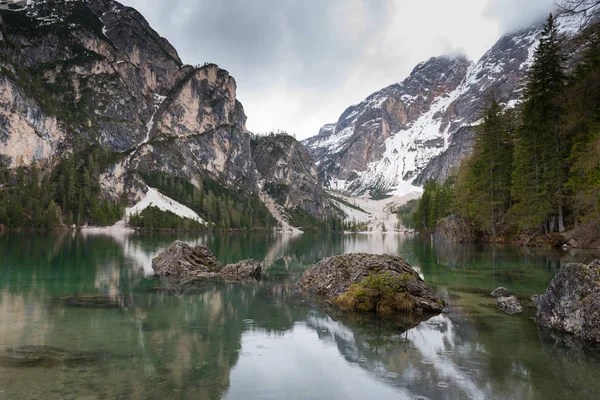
[304,16,584,196]
[0,0,331,225]
[251,133,339,221]
[298,253,445,315]
[536,260,600,343]
[433,215,478,243]
[152,241,262,282]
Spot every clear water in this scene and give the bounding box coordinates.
[1,231,600,400]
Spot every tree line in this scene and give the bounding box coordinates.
[403,14,600,236]
[0,146,124,229]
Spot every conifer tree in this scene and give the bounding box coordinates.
[512,14,568,232]
[465,100,514,235]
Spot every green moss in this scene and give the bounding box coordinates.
[334,272,418,316]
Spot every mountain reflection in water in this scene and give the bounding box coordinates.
[1,231,599,399]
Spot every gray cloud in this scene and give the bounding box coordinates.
[119,0,555,139]
[483,0,556,32]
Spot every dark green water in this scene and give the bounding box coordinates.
[1,231,600,400]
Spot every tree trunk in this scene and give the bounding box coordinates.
[550,215,556,232]
[558,205,565,233]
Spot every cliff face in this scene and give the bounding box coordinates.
[251,134,338,220]
[304,56,471,195]
[304,15,584,196]
[0,0,333,226]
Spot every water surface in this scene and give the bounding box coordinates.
[1,231,600,399]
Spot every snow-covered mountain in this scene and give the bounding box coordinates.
[304,15,585,197]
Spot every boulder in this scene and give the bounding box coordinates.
[298,253,445,316]
[433,215,478,243]
[152,241,222,280]
[220,259,262,281]
[531,294,541,304]
[536,260,600,343]
[497,295,523,314]
[152,241,262,283]
[491,287,512,298]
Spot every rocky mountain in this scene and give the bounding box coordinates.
[304,15,584,197]
[251,133,337,225]
[0,0,335,227]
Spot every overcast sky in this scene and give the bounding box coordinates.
[120,0,556,139]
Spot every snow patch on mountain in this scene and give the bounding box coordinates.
[306,13,585,197]
[126,187,205,224]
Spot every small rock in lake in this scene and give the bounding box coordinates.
[491,287,512,298]
[496,295,523,315]
[530,294,541,304]
[220,259,262,281]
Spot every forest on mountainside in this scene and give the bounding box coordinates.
[403,13,600,240]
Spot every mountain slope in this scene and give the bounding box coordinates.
[0,0,333,228]
[305,15,584,196]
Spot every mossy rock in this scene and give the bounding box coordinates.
[298,253,445,316]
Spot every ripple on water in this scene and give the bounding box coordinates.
[241,352,252,357]
[242,319,254,324]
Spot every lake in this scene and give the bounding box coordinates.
[1,231,600,399]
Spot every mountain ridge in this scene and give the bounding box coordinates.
[304,13,585,197]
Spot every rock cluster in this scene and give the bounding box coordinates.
[536,260,600,343]
[152,241,262,282]
[298,253,445,315]
[491,287,522,314]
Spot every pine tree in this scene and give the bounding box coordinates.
[512,14,568,232]
[465,100,514,235]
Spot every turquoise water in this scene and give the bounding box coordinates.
[1,231,600,399]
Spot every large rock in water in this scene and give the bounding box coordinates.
[298,253,445,315]
[152,241,262,282]
[152,241,222,280]
[536,260,600,343]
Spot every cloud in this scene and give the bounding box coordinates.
[118,0,553,139]
[483,0,556,32]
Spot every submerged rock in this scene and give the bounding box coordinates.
[490,287,522,314]
[536,260,600,343]
[152,241,222,280]
[298,253,445,316]
[0,346,98,367]
[220,259,262,281]
[497,295,523,315]
[152,241,262,282]
[58,294,129,309]
[491,287,512,298]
